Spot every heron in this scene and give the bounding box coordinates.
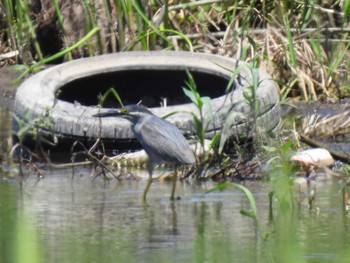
[93,104,196,202]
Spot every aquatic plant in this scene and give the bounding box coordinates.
[182,70,217,175]
[11,108,55,148]
[206,181,259,221]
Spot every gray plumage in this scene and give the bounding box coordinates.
[94,104,195,201]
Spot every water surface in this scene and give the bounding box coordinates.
[1,168,350,263]
[1,90,350,263]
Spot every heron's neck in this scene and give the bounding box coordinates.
[121,115,136,123]
[131,114,152,130]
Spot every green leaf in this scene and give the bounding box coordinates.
[205,182,258,221]
[345,0,350,22]
[329,42,350,76]
[202,96,212,122]
[182,87,197,105]
[261,145,276,153]
[233,183,258,221]
[99,87,124,107]
[210,133,220,149]
[225,63,245,92]
[252,68,260,91]
[239,210,256,219]
[284,13,297,68]
[10,64,29,71]
[201,96,211,109]
[281,140,293,154]
[205,182,231,193]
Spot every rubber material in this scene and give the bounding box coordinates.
[13,51,280,146]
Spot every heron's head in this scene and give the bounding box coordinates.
[93,104,154,121]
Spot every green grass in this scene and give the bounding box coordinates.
[1,0,349,99]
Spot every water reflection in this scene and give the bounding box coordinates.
[0,166,349,263]
[10,168,261,262]
[1,96,350,263]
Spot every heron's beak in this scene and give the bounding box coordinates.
[93,108,129,118]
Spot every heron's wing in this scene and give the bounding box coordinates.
[135,117,195,164]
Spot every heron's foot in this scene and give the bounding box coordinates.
[170,195,181,201]
[141,198,150,206]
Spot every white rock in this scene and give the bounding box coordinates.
[291,148,334,168]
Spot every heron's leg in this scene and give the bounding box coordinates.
[142,162,154,202]
[142,176,152,203]
[170,166,178,201]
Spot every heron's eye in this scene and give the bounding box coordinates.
[119,108,130,114]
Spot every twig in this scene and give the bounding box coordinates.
[44,161,94,169]
[167,27,350,40]
[168,0,223,11]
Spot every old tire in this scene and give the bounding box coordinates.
[13,51,280,148]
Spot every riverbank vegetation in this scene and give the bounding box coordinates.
[2,0,350,174]
[1,0,349,100]
[3,3,350,262]
[1,0,350,209]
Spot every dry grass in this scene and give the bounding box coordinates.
[1,0,350,100]
[302,111,350,139]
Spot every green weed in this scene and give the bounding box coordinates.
[98,87,124,108]
[12,109,55,147]
[206,181,259,222]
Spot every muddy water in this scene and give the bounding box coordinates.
[2,71,350,262]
